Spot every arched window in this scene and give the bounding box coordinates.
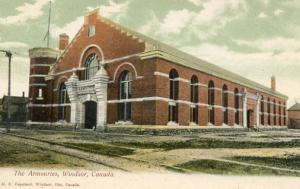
[208,80,215,125]
[268,98,271,125]
[273,99,276,125]
[118,71,132,121]
[169,69,179,123]
[234,88,239,125]
[283,103,286,125]
[279,102,282,125]
[190,75,198,124]
[222,84,228,125]
[58,83,69,120]
[85,53,100,80]
[260,96,264,125]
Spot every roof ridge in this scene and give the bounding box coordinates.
[288,103,300,111]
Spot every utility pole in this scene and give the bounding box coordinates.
[0,50,12,133]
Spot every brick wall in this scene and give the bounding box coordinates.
[288,111,300,129]
[105,56,288,126]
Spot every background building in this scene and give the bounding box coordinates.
[288,103,300,129]
[27,9,288,129]
[1,93,28,124]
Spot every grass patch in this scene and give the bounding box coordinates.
[4,132,135,157]
[0,139,58,165]
[112,138,300,150]
[229,156,300,170]
[63,142,135,157]
[0,138,86,168]
[176,159,300,176]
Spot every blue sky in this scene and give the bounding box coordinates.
[0,0,300,107]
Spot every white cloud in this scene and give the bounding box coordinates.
[0,41,28,49]
[52,16,84,40]
[52,0,129,39]
[139,12,160,35]
[140,0,247,41]
[86,0,129,21]
[274,9,284,16]
[234,37,300,52]
[188,0,205,6]
[193,0,246,24]
[159,9,195,35]
[181,43,300,107]
[259,0,270,5]
[100,1,129,20]
[257,12,268,18]
[0,0,51,25]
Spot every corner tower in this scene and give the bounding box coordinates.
[28,48,60,122]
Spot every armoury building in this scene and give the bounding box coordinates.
[27,9,288,130]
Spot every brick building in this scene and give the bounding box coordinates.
[27,9,288,130]
[288,103,300,129]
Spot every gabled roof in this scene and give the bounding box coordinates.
[50,10,288,99]
[288,103,300,111]
[100,17,288,99]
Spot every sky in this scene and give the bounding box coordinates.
[0,0,300,107]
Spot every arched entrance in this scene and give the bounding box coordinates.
[84,101,97,129]
[247,109,254,128]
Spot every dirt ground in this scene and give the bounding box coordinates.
[1,128,299,176]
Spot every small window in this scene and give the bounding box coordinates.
[37,88,43,100]
[88,25,95,37]
[38,89,42,97]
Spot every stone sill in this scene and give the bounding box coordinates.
[107,124,245,130]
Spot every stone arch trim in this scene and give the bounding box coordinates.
[78,94,98,104]
[55,76,69,91]
[112,62,140,83]
[169,68,179,77]
[78,44,105,68]
[82,98,98,104]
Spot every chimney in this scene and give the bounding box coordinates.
[271,76,276,91]
[22,91,25,98]
[59,33,69,50]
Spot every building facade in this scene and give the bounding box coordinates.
[27,9,288,130]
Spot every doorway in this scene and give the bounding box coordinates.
[84,101,97,129]
[247,109,254,128]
